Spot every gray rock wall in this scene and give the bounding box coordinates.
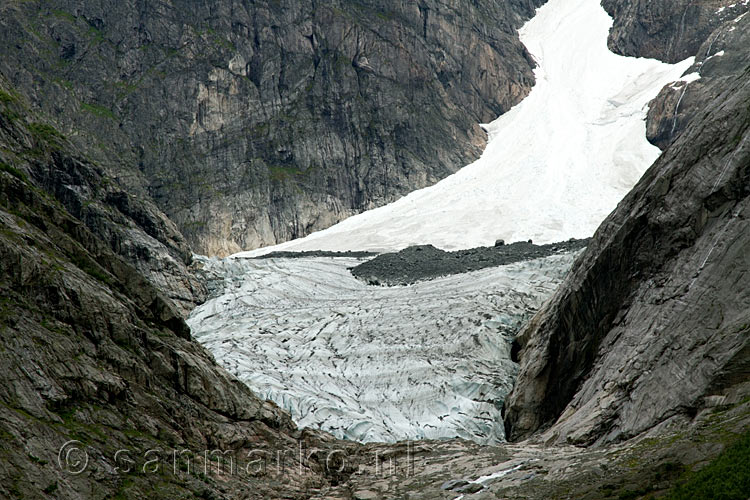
[602,0,750,149]
[503,56,750,444]
[647,6,750,149]
[601,0,744,63]
[0,77,355,499]
[0,0,546,255]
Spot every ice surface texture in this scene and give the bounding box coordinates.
[189,254,576,443]
[191,0,696,444]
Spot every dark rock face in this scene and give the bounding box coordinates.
[33,151,207,314]
[0,80,205,314]
[0,0,546,255]
[647,9,750,150]
[0,82,355,499]
[601,0,747,63]
[603,0,750,150]
[503,60,750,444]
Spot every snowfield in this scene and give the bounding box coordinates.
[236,0,694,256]
[189,253,578,444]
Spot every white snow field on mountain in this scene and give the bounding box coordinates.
[237,0,694,257]
[190,0,696,444]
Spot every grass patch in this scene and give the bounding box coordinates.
[81,102,116,120]
[28,122,64,148]
[68,252,113,286]
[0,162,28,182]
[87,25,105,44]
[51,9,75,22]
[268,165,304,182]
[111,478,135,500]
[0,90,18,104]
[664,431,750,500]
[28,453,48,465]
[1,107,21,122]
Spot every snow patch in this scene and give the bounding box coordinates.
[236,0,695,257]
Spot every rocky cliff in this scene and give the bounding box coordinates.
[0,80,358,498]
[504,8,750,445]
[604,0,750,149]
[0,0,545,256]
[602,0,746,63]
[0,78,204,313]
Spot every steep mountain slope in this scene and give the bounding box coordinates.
[0,0,545,255]
[602,0,749,63]
[0,83,354,499]
[0,81,204,313]
[503,30,750,444]
[234,0,692,255]
[645,3,750,148]
[1,0,748,497]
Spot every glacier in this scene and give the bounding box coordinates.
[190,0,697,445]
[236,0,695,256]
[188,253,578,444]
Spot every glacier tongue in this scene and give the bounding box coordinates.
[190,0,697,446]
[236,0,695,257]
[188,253,578,444]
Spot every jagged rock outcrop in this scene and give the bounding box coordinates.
[0,0,546,255]
[0,81,205,314]
[647,6,750,149]
[0,82,357,498]
[603,0,750,149]
[601,0,747,63]
[503,56,750,444]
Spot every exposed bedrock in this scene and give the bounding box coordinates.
[604,0,750,149]
[504,64,750,445]
[0,84,358,499]
[0,0,546,255]
[602,0,747,63]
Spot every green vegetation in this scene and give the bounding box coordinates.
[0,162,28,182]
[87,25,105,44]
[113,80,140,99]
[268,165,305,182]
[0,90,18,104]
[111,478,135,500]
[1,107,21,122]
[0,89,22,122]
[664,431,750,500]
[51,9,75,23]
[68,251,112,285]
[81,102,117,120]
[28,122,64,148]
[374,9,394,21]
[52,77,73,91]
[28,453,48,465]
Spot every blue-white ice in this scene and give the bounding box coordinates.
[190,0,698,445]
[188,253,577,444]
